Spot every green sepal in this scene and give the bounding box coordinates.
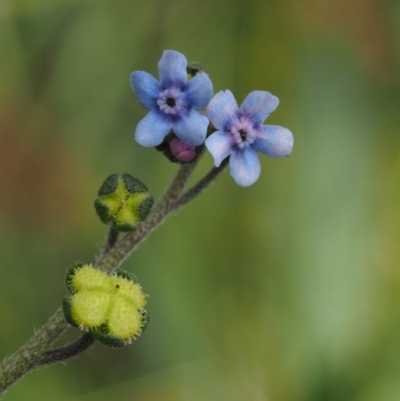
[90,325,125,348]
[140,309,150,333]
[187,62,204,78]
[65,261,85,294]
[62,296,79,327]
[94,198,113,224]
[97,174,119,196]
[138,195,154,221]
[122,174,148,194]
[120,174,153,226]
[94,174,120,224]
[114,269,137,283]
[113,222,137,233]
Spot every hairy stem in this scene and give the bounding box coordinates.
[0,157,225,395]
[101,226,119,256]
[37,333,96,367]
[0,308,68,396]
[177,158,229,210]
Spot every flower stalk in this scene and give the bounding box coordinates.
[0,48,292,396]
[0,308,69,396]
[0,158,225,395]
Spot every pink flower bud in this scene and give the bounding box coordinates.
[169,137,197,163]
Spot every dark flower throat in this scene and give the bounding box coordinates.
[166,98,176,107]
[239,129,247,141]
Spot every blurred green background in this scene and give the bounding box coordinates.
[1,0,400,400]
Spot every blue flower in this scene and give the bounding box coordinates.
[205,90,293,187]
[130,50,213,147]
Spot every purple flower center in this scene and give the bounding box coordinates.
[157,88,185,115]
[231,117,255,149]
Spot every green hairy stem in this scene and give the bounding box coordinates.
[0,160,227,396]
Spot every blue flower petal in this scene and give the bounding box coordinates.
[205,130,233,167]
[158,50,187,85]
[172,110,209,146]
[240,91,279,124]
[207,90,239,130]
[230,147,261,187]
[135,111,171,147]
[186,72,213,109]
[130,71,160,110]
[254,125,294,158]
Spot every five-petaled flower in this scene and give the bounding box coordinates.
[130,50,213,147]
[205,90,293,187]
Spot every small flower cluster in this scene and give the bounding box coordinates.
[63,263,148,347]
[131,50,293,186]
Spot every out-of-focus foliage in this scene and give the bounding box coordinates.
[1,0,400,400]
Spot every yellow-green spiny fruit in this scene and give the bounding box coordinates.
[63,263,148,347]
